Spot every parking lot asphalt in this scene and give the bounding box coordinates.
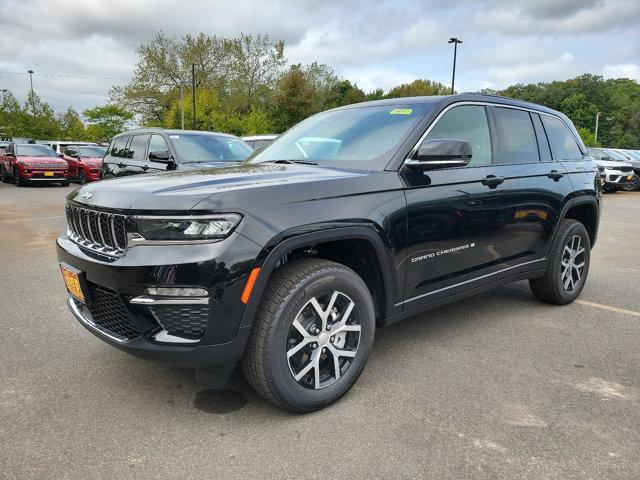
[1,182,639,480]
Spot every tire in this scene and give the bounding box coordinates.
[13,168,24,187]
[622,174,639,192]
[0,167,9,183]
[61,180,70,187]
[78,170,87,185]
[242,258,375,412]
[529,219,590,305]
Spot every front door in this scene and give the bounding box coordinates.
[402,104,511,309]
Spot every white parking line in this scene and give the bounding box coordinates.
[577,300,640,318]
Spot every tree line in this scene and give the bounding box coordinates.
[1,32,638,148]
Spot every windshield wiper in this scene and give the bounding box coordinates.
[264,159,318,165]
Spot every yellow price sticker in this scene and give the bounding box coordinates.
[389,108,413,115]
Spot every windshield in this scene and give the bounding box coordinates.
[16,145,57,157]
[169,134,253,163]
[79,146,107,158]
[249,105,429,167]
[604,149,628,161]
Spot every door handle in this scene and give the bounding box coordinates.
[141,165,149,171]
[547,170,565,181]
[481,175,505,188]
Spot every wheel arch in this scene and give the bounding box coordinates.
[239,226,398,328]
[554,196,600,250]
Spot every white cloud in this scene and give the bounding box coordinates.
[603,63,640,81]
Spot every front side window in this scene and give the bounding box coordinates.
[422,105,492,167]
[79,146,107,158]
[149,134,169,154]
[493,107,539,164]
[125,135,150,162]
[64,147,78,157]
[110,137,128,158]
[16,144,57,157]
[541,115,582,161]
[170,134,253,163]
[249,105,429,168]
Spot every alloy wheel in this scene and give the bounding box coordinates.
[286,290,361,390]
[623,174,639,191]
[561,235,586,291]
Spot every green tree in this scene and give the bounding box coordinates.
[385,79,449,98]
[577,127,599,147]
[270,65,315,132]
[58,107,86,140]
[83,104,133,142]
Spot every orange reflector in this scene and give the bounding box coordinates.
[241,267,261,304]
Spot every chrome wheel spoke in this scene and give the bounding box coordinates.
[328,344,357,358]
[287,337,312,358]
[292,319,310,338]
[294,353,318,381]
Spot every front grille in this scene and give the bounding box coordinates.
[66,204,127,256]
[150,305,210,340]
[86,284,140,341]
[619,167,633,173]
[34,163,65,168]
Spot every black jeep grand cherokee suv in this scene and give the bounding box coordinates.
[57,94,601,412]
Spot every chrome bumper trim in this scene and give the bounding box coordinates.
[130,295,209,305]
[151,330,200,344]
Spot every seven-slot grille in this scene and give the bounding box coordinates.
[66,204,127,256]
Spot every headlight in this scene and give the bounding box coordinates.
[134,214,242,241]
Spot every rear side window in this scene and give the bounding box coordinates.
[493,107,539,164]
[110,137,128,158]
[531,114,552,162]
[125,135,150,161]
[149,134,169,154]
[424,105,492,167]
[541,116,582,161]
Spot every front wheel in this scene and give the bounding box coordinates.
[78,169,87,185]
[243,258,375,412]
[0,167,9,183]
[13,168,24,187]
[622,174,639,192]
[529,219,590,305]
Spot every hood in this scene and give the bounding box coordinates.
[179,161,242,170]
[592,159,632,168]
[67,162,372,211]
[81,157,103,163]
[18,156,67,167]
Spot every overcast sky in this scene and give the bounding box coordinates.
[1,0,638,114]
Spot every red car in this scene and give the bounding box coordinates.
[0,143,70,186]
[61,145,107,184]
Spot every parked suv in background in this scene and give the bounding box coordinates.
[587,148,635,192]
[62,145,107,184]
[1,143,69,186]
[47,141,99,156]
[101,129,253,179]
[57,94,600,412]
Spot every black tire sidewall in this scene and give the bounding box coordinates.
[79,170,86,184]
[267,267,375,411]
[552,222,590,303]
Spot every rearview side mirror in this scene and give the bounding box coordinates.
[405,139,472,170]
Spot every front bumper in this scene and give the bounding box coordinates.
[57,231,262,370]
[604,169,634,189]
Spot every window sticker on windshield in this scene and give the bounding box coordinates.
[389,108,413,115]
[169,135,180,139]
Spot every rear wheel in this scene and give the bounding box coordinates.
[242,258,375,412]
[529,219,590,305]
[13,168,24,187]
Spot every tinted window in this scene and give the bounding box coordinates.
[587,148,609,160]
[6,144,14,155]
[64,147,78,157]
[250,105,429,167]
[125,135,150,161]
[531,113,552,162]
[170,134,253,163]
[493,108,539,164]
[423,105,491,167]
[149,134,169,154]
[541,115,582,161]
[79,146,107,158]
[110,137,128,158]
[253,139,271,149]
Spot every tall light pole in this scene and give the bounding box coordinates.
[191,64,196,130]
[594,111,601,143]
[448,38,462,95]
[27,69,35,116]
[180,80,185,130]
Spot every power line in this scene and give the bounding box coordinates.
[0,71,132,80]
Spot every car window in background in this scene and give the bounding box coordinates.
[170,134,253,163]
[125,135,150,161]
[603,149,629,161]
[424,105,492,166]
[64,147,78,157]
[587,148,609,160]
[250,105,429,165]
[16,144,58,157]
[79,146,107,158]
[493,107,539,163]
[110,137,129,158]
[252,139,272,149]
[541,116,582,161]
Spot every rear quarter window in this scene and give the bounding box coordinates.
[541,115,583,161]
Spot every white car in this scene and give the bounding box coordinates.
[588,153,634,193]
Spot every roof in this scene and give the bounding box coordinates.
[114,128,237,139]
[241,134,278,141]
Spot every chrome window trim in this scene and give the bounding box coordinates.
[404,101,586,165]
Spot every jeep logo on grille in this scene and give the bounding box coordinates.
[81,192,93,200]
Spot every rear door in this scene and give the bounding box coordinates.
[487,107,574,278]
[63,146,79,178]
[402,104,511,309]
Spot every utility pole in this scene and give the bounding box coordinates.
[448,38,462,95]
[27,69,35,116]
[594,111,601,143]
[180,81,185,130]
[191,64,196,130]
